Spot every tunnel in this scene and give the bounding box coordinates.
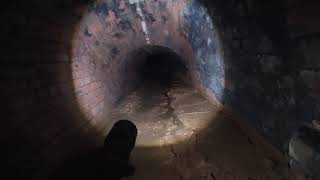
[2,0,320,179]
[135,46,188,86]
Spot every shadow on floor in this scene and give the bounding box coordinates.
[51,120,137,180]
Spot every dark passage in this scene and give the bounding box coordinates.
[138,48,188,87]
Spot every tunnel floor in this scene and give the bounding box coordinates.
[101,82,294,180]
[107,81,216,147]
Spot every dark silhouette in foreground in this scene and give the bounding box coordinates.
[52,120,137,180]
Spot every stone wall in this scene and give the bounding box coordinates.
[286,1,320,179]
[197,0,308,151]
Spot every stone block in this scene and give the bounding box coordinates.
[298,37,320,68]
[300,70,320,93]
[257,36,273,53]
[289,126,320,179]
[260,55,282,73]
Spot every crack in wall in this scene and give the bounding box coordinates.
[163,89,183,127]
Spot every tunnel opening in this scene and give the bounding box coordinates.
[119,45,192,104]
[137,47,189,88]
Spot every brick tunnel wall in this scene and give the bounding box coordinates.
[1,0,319,178]
[0,1,106,178]
[0,0,219,178]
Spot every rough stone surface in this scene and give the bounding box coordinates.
[286,1,320,178]
[289,126,320,179]
[200,0,306,153]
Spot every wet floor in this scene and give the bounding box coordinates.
[104,82,297,180]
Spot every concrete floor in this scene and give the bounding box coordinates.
[103,82,297,180]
